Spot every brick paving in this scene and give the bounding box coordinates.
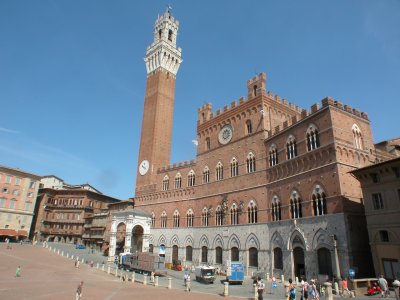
[0,243,239,300]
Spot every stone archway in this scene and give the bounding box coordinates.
[116,222,126,255]
[293,247,305,278]
[131,225,144,253]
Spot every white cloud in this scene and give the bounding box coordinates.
[0,127,19,134]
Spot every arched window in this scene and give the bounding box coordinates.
[269,144,279,166]
[215,205,223,226]
[230,157,238,177]
[216,246,223,264]
[352,124,363,150]
[249,247,258,267]
[174,172,182,189]
[253,85,257,97]
[151,212,155,227]
[248,200,257,224]
[186,246,193,261]
[290,191,302,219]
[271,196,281,221]
[202,207,209,226]
[201,246,208,263]
[312,185,327,216]
[161,211,167,228]
[247,152,256,173]
[231,247,239,261]
[173,210,180,227]
[187,170,195,187]
[205,137,211,150]
[162,175,169,191]
[149,244,154,253]
[306,125,320,151]
[274,247,283,269]
[186,209,194,227]
[158,29,162,40]
[203,166,210,183]
[168,29,173,41]
[216,161,224,181]
[230,203,239,225]
[246,120,252,134]
[286,135,297,159]
[318,247,332,275]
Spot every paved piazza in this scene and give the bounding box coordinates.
[0,243,236,300]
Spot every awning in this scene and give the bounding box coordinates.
[0,229,18,236]
[17,230,28,237]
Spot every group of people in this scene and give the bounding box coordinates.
[287,277,321,300]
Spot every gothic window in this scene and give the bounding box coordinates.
[158,29,162,40]
[162,175,169,191]
[269,144,279,166]
[379,230,389,242]
[216,161,224,181]
[246,120,252,134]
[230,203,239,225]
[253,85,257,97]
[151,212,155,227]
[231,247,239,261]
[202,207,209,226]
[352,124,363,150]
[206,137,211,150]
[306,125,320,151]
[249,247,258,267]
[248,200,257,224]
[201,246,208,263]
[186,209,194,227]
[161,211,167,228]
[216,247,223,264]
[274,247,283,269]
[173,210,180,228]
[186,246,193,261]
[247,152,256,173]
[230,157,239,177]
[312,185,327,216]
[372,193,384,210]
[286,135,297,159]
[174,172,182,189]
[187,170,195,187]
[168,29,173,41]
[290,191,302,219]
[215,205,223,226]
[203,166,210,183]
[271,196,281,221]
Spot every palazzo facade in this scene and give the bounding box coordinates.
[118,10,396,280]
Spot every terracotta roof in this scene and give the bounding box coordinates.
[0,229,17,236]
[17,230,28,237]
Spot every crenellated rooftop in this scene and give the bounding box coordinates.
[157,159,196,173]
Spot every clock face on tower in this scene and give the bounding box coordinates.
[218,124,233,145]
[139,160,149,175]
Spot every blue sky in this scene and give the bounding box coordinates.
[1,0,399,200]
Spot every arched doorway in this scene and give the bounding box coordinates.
[293,247,305,278]
[317,247,332,275]
[231,247,239,261]
[116,222,126,255]
[131,225,143,253]
[172,245,179,262]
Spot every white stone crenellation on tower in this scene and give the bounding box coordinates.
[145,9,182,76]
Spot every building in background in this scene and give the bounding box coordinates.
[115,9,400,281]
[351,156,400,282]
[32,175,121,245]
[0,165,41,241]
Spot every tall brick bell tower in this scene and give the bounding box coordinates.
[135,9,182,196]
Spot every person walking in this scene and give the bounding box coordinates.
[309,279,320,300]
[186,273,191,292]
[15,266,21,277]
[257,276,265,300]
[75,281,83,300]
[288,278,296,300]
[378,275,389,298]
[301,277,309,300]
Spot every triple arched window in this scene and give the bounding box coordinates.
[202,207,209,226]
[162,175,169,191]
[248,200,257,224]
[306,125,320,151]
[230,157,239,177]
[247,152,256,173]
[312,185,327,216]
[230,203,239,225]
[161,211,167,228]
[174,173,182,189]
[151,212,155,227]
[271,196,281,221]
[216,162,224,181]
[186,209,194,227]
[203,166,210,183]
[290,191,302,219]
[286,135,297,159]
[173,210,180,227]
[215,205,223,226]
[187,170,195,187]
[269,144,279,167]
